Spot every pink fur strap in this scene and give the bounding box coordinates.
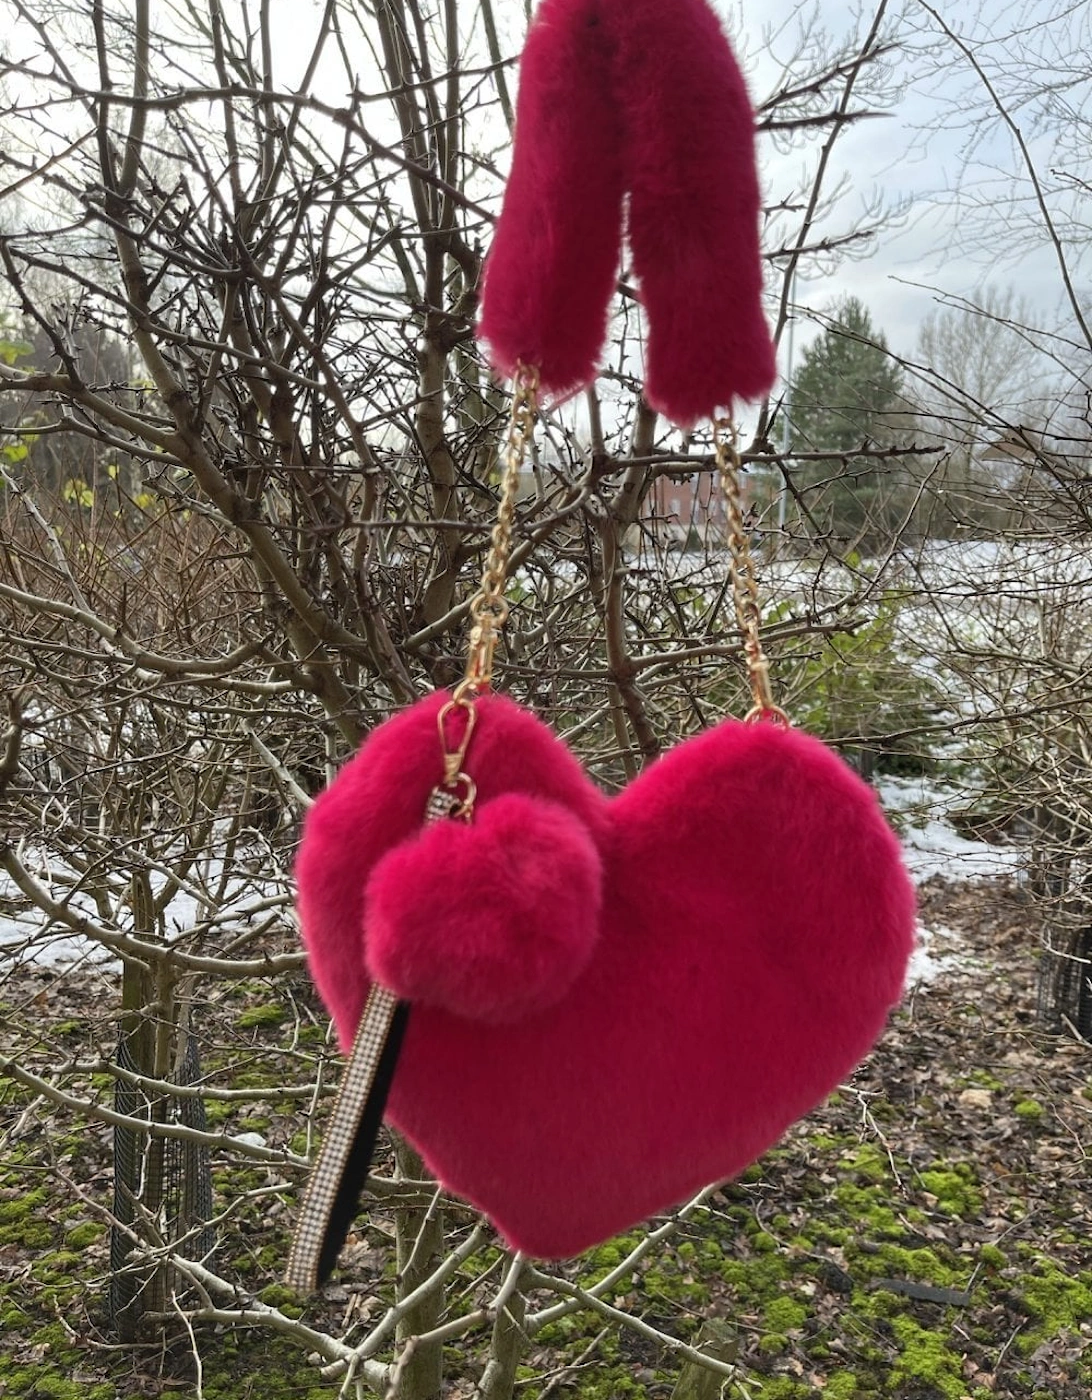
[477,0,777,427]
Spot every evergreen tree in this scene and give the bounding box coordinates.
[787,298,912,545]
[790,297,904,452]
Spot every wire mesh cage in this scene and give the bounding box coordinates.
[108,1027,216,1338]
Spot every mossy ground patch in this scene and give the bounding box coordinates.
[0,876,1089,1397]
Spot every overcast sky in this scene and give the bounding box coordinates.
[732,0,1088,361]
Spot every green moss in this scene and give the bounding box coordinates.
[641,1260,711,1310]
[582,1231,641,1281]
[65,1222,104,1249]
[872,1243,962,1288]
[50,1020,84,1037]
[823,1374,858,1399]
[752,1231,777,1253]
[253,1282,303,1317]
[548,1359,642,1399]
[536,1315,584,1347]
[44,1249,83,1270]
[854,1286,901,1320]
[2,1220,53,1248]
[979,1243,1007,1269]
[217,1167,265,1198]
[31,1322,73,1349]
[809,1220,853,1247]
[230,1069,283,1089]
[1014,1098,1045,1120]
[199,1331,357,1399]
[24,1379,83,1400]
[841,1141,889,1182]
[833,1182,902,1235]
[764,1295,808,1332]
[0,1187,49,1222]
[258,1283,298,1308]
[758,1331,788,1354]
[757,1380,812,1399]
[1,1369,37,1393]
[236,1003,285,1029]
[714,1248,790,1314]
[1015,1259,1092,1353]
[917,1161,983,1218]
[890,1314,968,1399]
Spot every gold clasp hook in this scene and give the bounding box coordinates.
[436,695,477,788]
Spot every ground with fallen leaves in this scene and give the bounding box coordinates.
[1,872,1089,1400]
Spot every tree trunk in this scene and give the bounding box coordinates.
[394,1138,445,1399]
[669,1320,738,1400]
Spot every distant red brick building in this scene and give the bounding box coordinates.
[645,471,722,545]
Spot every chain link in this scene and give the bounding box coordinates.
[434,363,540,812]
[457,361,539,698]
[714,418,789,726]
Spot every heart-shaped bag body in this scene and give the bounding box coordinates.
[297,691,915,1258]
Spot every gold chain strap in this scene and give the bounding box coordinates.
[435,361,540,805]
[714,418,789,727]
[461,361,540,696]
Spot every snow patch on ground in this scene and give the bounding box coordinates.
[0,924,117,969]
[878,776,1024,882]
[880,774,1024,992]
[1,850,290,972]
[906,922,969,988]
[900,817,1024,882]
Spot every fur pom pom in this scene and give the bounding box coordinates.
[365,793,603,1024]
[296,689,606,1051]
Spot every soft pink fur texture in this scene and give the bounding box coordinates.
[296,692,916,1259]
[475,0,625,400]
[366,793,603,1024]
[477,0,777,426]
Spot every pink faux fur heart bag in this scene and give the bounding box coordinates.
[297,692,915,1258]
[291,0,913,1269]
